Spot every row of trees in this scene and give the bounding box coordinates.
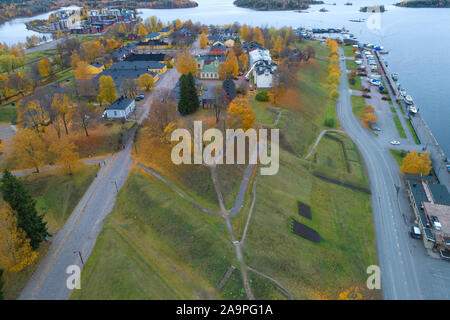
[325,38,341,127]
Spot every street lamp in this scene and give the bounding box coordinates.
[74,251,84,265]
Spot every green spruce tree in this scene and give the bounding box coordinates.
[178,74,189,115]
[0,170,50,250]
[186,72,200,114]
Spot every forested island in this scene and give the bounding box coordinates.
[396,0,450,7]
[0,0,198,25]
[0,0,58,24]
[233,0,324,11]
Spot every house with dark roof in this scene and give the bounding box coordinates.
[209,43,227,55]
[108,43,136,61]
[124,53,174,65]
[243,41,264,53]
[406,178,450,256]
[144,32,161,41]
[159,26,172,36]
[103,96,135,119]
[136,40,169,52]
[111,60,167,74]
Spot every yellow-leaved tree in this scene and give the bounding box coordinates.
[199,33,208,49]
[0,201,37,272]
[401,150,432,176]
[138,73,154,91]
[225,51,239,77]
[227,96,255,131]
[38,58,51,77]
[49,137,79,174]
[11,128,48,172]
[74,61,93,80]
[137,23,147,37]
[98,75,117,105]
[177,51,197,75]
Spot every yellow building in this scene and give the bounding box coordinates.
[88,62,105,75]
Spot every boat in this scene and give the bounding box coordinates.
[399,89,407,97]
[379,50,389,54]
[345,2,353,5]
[369,78,381,86]
[391,72,399,81]
[404,95,414,105]
[409,105,418,114]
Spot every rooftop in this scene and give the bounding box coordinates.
[106,97,134,110]
[423,202,450,236]
[125,53,169,62]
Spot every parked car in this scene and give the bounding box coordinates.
[410,226,422,239]
[390,140,400,145]
[135,94,144,101]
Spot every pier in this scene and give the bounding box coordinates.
[375,50,450,188]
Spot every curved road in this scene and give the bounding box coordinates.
[337,48,450,300]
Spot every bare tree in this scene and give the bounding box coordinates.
[73,102,95,137]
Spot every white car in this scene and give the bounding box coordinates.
[355,59,362,65]
[390,140,400,145]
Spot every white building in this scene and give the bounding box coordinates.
[103,97,135,119]
[248,49,277,89]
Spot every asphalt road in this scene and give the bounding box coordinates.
[19,64,181,300]
[337,48,450,300]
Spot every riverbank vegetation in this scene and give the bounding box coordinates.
[396,0,450,7]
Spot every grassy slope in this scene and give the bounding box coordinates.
[3,165,98,300]
[19,165,99,232]
[71,170,236,299]
[0,103,17,123]
[249,93,276,125]
[70,40,379,300]
[351,95,366,119]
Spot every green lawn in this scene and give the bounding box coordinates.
[2,165,99,300]
[19,165,99,232]
[0,103,17,123]
[342,45,356,58]
[71,169,236,300]
[351,95,367,119]
[348,74,362,91]
[393,116,407,139]
[346,60,359,71]
[389,149,406,166]
[406,119,420,144]
[249,94,276,125]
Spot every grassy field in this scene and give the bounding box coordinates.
[0,103,17,123]
[348,74,362,91]
[2,165,98,300]
[351,95,367,119]
[71,169,236,299]
[19,165,99,232]
[406,119,420,144]
[249,93,276,125]
[393,115,407,138]
[244,147,378,299]
[346,60,359,71]
[342,45,356,57]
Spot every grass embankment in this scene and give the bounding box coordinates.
[0,103,17,123]
[393,115,407,139]
[280,40,336,156]
[2,165,99,300]
[389,149,406,166]
[71,170,236,299]
[351,95,366,120]
[342,45,356,58]
[71,40,379,300]
[249,93,276,125]
[346,60,359,71]
[348,74,362,91]
[406,119,420,144]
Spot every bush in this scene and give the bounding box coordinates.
[255,89,269,102]
[362,94,371,99]
[324,118,335,128]
[349,77,356,85]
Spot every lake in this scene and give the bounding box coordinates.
[0,0,449,155]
